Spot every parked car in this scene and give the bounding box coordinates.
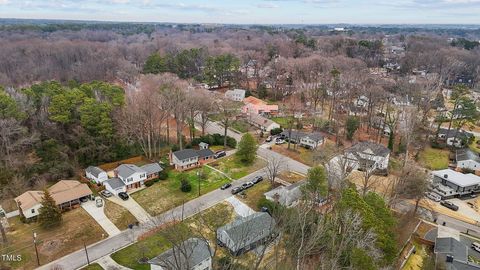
[472,242,480,252]
[425,192,441,202]
[231,187,244,194]
[118,192,129,201]
[242,181,254,189]
[214,151,227,159]
[275,138,285,145]
[220,183,232,190]
[440,201,459,211]
[470,193,478,199]
[95,198,103,208]
[266,136,272,142]
[252,175,263,184]
[100,190,112,198]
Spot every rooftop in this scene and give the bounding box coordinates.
[86,166,105,177]
[456,148,480,163]
[173,149,200,161]
[116,164,146,179]
[433,169,480,187]
[140,163,163,175]
[347,141,390,157]
[148,238,211,269]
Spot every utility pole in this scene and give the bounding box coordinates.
[197,171,201,197]
[83,241,90,265]
[33,232,40,266]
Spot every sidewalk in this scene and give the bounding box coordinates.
[95,255,132,270]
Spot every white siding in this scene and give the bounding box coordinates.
[22,204,42,219]
[86,171,108,184]
[458,160,480,171]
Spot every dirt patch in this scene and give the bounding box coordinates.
[278,171,305,184]
[39,239,62,256]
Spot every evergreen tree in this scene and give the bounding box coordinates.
[235,133,258,165]
[38,189,62,229]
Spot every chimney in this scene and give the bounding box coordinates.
[444,174,448,179]
[446,255,454,263]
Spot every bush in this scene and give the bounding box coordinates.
[158,170,168,180]
[145,181,155,187]
[191,134,237,148]
[180,179,192,192]
[270,128,283,135]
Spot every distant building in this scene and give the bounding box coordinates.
[148,238,212,270]
[264,181,305,207]
[85,166,108,184]
[141,163,163,180]
[247,114,280,132]
[434,237,480,270]
[225,89,246,102]
[431,169,480,199]
[242,96,278,115]
[437,128,474,148]
[456,148,480,172]
[170,143,215,171]
[280,130,325,150]
[217,212,277,256]
[344,141,390,173]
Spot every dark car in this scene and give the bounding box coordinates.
[118,192,129,201]
[440,201,459,211]
[252,176,263,184]
[214,151,227,159]
[220,183,232,190]
[231,187,244,194]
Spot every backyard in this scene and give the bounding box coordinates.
[2,208,105,270]
[417,147,450,170]
[237,181,273,210]
[111,203,235,270]
[132,167,230,216]
[278,171,305,184]
[104,201,138,230]
[208,155,267,179]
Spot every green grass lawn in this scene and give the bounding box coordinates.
[237,181,273,211]
[470,136,480,153]
[209,155,267,179]
[111,203,235,270]
[418,147,450,170]
[271,117,289,128]
[132,167,230,216]
[81,263,104,270]
[231,120,250,133]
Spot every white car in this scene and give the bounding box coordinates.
[275,138,285,145]
[425,192,441,202]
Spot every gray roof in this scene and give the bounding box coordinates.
[104,177,125,189]
[264,181,306,206]
[439,128,474,140]
[217,212,275,253]
[280,130,324,142]
[86,166,105,177]
[116,164,146,179]
[456,149,480,163]
[148,238,211,269]
[173,149,199,161]
[248,114,279,128]
[347,141,391,157]
[141,163,163,175]
[435,238,468,260]
[197,149,214,158]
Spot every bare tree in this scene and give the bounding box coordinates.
[263,155,286,185]
[216,98,239,149]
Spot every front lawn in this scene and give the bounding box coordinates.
[231,120,250,133]
[417,147,450,170]
[81,263,104,270]
[3,208,105,270]
[278,171,305,184]
[104,200,138,230]
[209,155,267,179]
[237,181,273,211]
[111,203,235,270]
[132,167,230,216]
[271,117,289,128]
[271,144,314,166]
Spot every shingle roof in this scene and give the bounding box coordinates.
[434,237,468,261]
[439,128,474,140]
[432,169,480,187]
[49,180,92,205]
[264,181,306,206]
[116,164,146,179]
[104,177,125,189]
[248,114,278,128]
[217,212,275,252]
[140,163,163,175]
[14,191,44,210]
[148,238,211,269]
[347,141,390,157]
[86,166,105,177]
[456,148,480,163]
[280,130,323,142]
[197,149,214,158]
[173,149,200,161]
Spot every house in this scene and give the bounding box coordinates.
[242,96,278,115]
[247,114,280,132]
[115,164,147,190]
[217,212,277,256]
[225,89,246,102]
[438,128,474,148]
[170,144,215,171]
[280,130,325,150]
[264,181,305,207]
[103,177,127,196]
[141,163,163,180]
[456,148,480,172]
[14,180,93,219]
[345,141,390,173]
[434,237,480,270]
[85,166,108,184]
[354,95,369,108]
[431,169,480,199]
[148,238,212,270]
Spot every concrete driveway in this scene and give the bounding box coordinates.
[225,196,255,217]
[107,196,152,223]
[81,200,121,237]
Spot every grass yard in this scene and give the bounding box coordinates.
[278,171,305,184]
[271,117,289,127]
[81,263,104,270]
[209,155,267,179]
[237,181,273,210]
[231,119,250,133]
[401,241,435,270]
[132,167,230,216]
[111,203,235,270]
[104,200,138,230]
[2,208,105,270]
[470,136,480,153]
[417,147,450,170]
[271,144,314,166]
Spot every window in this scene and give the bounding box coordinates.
[31,209,35,213]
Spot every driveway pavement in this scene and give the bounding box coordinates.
[81,200,121,237]
[95,255,132,270]
[107,196,152,223]
[225,196,255,217]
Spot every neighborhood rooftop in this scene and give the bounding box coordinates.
[281,130,324,141]
[140,163,163,175]
[347,141,391,157]
[148,238,211,269]
[85,166,105,177]
[104,177,125,189]
[433,169,480,187]
[116,164,146,179]
[456,148,480,163]
[438,128,474,139]
[173,149,202,160]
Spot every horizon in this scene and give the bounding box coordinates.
[1,0,480,25]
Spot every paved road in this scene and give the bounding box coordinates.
[37,120,310,270]
[82,200,121,237]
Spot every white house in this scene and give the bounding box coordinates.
[247,114,280,132]
[225,89,246,102]
[115,164,147,190]
[432,169,480,199]
[264,181,305,207]
[170,146,214,171]
[85,166,108,184]
[148,238,212,270]
[456,148,480,172]
[438,128,474,148]
[280,130,324,150]
[345,141,390,173]
[14,191,43,219]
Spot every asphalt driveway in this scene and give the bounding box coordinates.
[81,199,121,237]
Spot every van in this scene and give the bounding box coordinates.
[425,192,441,202]
[471,242,480,252]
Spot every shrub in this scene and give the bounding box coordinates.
[191,134,236,148]
[145,181,155,187]
[270,128,283,135]
[180,179,192,192]
[158,170,168,180]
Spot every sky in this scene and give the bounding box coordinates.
[0,0,480,25]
